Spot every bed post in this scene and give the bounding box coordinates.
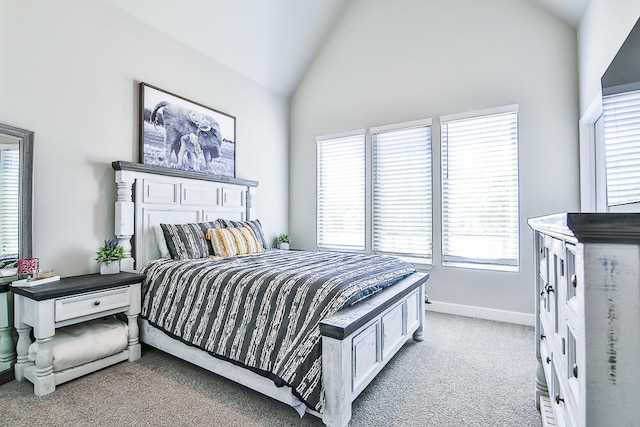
[114,170,135,272]
[413,281,426,341]
[322,337,352,427]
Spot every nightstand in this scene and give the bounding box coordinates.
[11,272,145,396]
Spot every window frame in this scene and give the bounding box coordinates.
[582,89,640,213]
[370,118,433,265]
[600,89,640,211]
[316,129,367,252]
[439,104,520,272]
[316,119,434,267]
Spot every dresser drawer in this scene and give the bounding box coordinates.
[55,287,130,322]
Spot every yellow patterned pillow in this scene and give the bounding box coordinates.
[206,226,264,257]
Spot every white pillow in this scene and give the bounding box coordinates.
[153,225,171,258]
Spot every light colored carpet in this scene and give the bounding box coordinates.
[0,312,542,427]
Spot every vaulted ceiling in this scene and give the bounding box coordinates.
[105,0,587,97]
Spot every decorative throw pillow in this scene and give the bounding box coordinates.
[214,219,270,249]
[195,221,221,255]
[153,225,171,258]
[207,227,264,257]
[160,223,212,260]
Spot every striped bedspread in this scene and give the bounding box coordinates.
[140,250,415,412]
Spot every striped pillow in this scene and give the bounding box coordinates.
[160,222,217,260]
[207,227,264,257]
[214,219,270,249]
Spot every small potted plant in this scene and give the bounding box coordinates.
[96,238,125,274]
[277,234,290,250]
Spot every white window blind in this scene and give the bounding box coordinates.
[0,149,20,254]
[317,133,365,250]
[441,107,519,270]
[602,90,640,207]
[372,124,432,261]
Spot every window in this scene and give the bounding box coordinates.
[0,148,19,255]
[317,131,366,251]
[601,90,640,208]
[440,105,519,271]
[317,120,433,263]
[372,123,432,261]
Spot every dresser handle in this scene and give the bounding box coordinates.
[540,334,546,340]
[573,364,578,378]
[571,274,577,288]
[545,285,554,294]
[94,300,101,306]
[546,356,551,364]
[555,394,564,404]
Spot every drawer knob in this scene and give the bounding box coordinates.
[571,274,577,288]
[573,364,578,378]
[546,356,551,364]
[555,394,564,404]
[540,334,546,340]
[94,300,101,306]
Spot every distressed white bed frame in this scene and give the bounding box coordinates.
[112,161,428,427]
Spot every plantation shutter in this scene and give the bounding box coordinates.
[441,107,519,269]
[0,149,20,254]
[372,124,432,261]
[317,132,365,250]
[602,90,640,207]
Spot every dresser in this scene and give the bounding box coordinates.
[528,213,640,427]
[11,272,145,396]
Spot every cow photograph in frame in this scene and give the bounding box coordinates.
[139,82,236,178]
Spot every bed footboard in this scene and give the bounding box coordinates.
[319,272,428,427]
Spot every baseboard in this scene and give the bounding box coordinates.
[426,301,535,326]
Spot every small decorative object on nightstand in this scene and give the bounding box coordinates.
[95,238,124,275]
[11,271,145,396]
[276,234,290,250]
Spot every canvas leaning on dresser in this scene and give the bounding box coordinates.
[528,213,640,427]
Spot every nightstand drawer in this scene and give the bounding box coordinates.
[55,287,130,322]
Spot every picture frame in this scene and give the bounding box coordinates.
[139,83,236,178]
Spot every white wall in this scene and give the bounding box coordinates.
[578,0,640,115]
[290,0,579,316]
[0,0,288,276]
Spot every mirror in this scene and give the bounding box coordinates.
[0,123,33,385]
[594,18,640,213]
[602,17,640,96]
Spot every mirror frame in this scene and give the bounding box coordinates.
[0,123,33,261]
[0,123,33,385]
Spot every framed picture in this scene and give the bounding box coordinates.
[139,83,236,178]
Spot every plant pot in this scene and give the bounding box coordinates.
[100,261,121,275]
[278,242,290,250]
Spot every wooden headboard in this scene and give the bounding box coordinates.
[112,161,258,272]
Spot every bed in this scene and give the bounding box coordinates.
[112,161,428,426]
